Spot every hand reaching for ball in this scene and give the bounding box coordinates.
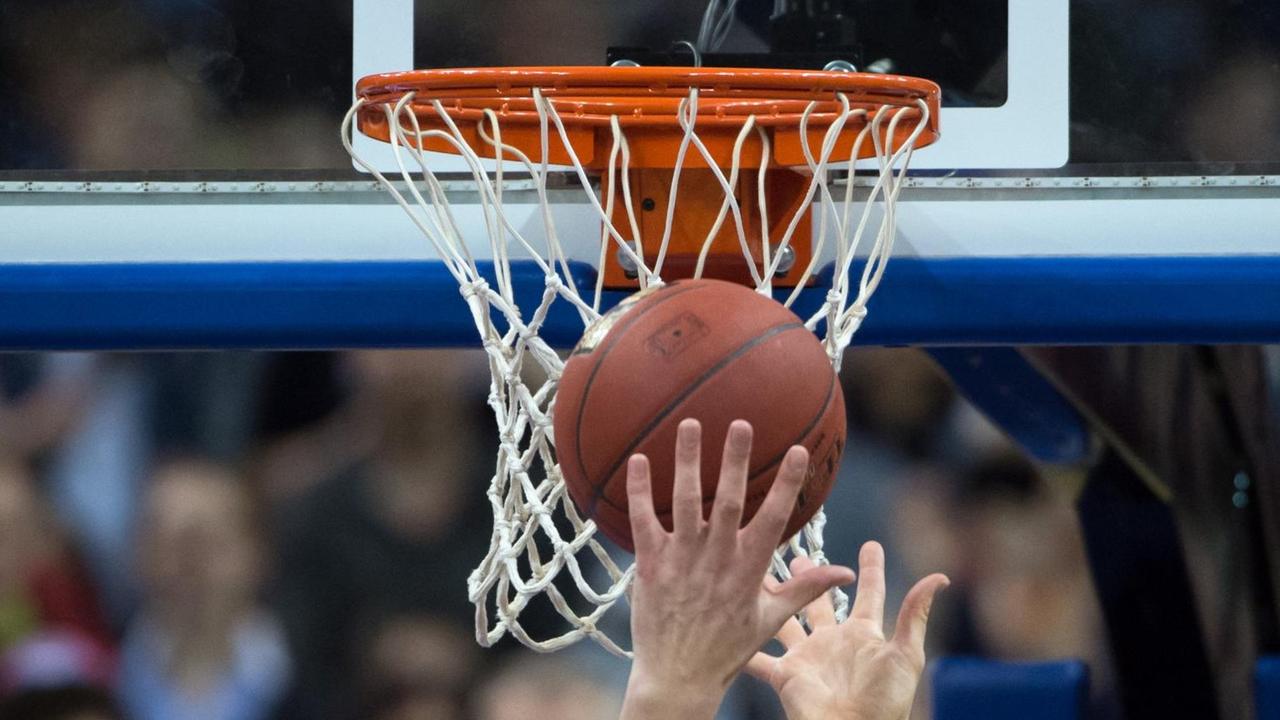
[746,543,950,720]
[619,419,856,720]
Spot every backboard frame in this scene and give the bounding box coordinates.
[350,0,1070,173]
[0,0,1277,350]
[0,172,1276,350]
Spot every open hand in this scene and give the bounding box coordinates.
[620,419,856,719]
[746,542,949,720]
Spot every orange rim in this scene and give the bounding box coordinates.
[355,66,940,169]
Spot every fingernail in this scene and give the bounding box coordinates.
[678,420,700,446]
[788,446,808,468]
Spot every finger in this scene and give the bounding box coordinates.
[745,652,782,687]
[763,574,809,648]
[790,556,838,627]
[671,419,703,539]
[851,541,886,627]
[776,616,807,649]
[625,454,661,554]
[708,419,752,548]
[761,564,855,632]
[743,445,809,557]
[891,573,950,666]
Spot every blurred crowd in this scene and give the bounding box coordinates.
[0,0,708,172]
[0,348,1113,720]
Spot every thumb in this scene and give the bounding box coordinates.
[744,652,781,687]
[762,564,855,630]
[890,573,950,667]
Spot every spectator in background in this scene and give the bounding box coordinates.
[894,451,1114,718]
[0,461,112,666]
[356,612,477,720]
[476,653,622,720]
[0,349,269,629]
[0,356,94,469]
[272,350,499,720]
[118,460,290,720]
[0,460,117,718]
[35,355,153,625]
[938,453,1105,663]
[248,353,358,508]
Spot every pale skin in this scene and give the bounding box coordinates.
[746,545,950,720]
[619,418,948,720]
[620,419,855,719]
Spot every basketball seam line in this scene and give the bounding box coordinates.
[570,281,707,499]
[593,345,837,518]
[585,320,808,518]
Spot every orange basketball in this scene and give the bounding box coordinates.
[553,279,846,552]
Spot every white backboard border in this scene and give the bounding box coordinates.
[350,0,1069,174]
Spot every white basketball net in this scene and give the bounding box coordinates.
[342,84,929,656]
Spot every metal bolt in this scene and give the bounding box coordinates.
[772,245,796,276]
[611,59,640,68]
[616,248,640,279]
[823,60,857,73]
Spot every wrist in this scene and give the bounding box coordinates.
[783,703,910,720]
[779,697,837,720]
[621,668,723,720]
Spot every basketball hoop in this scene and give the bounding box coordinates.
[343,65,939,655]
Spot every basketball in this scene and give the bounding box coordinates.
[554,279,846,552]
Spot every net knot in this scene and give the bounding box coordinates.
[460,278,490,300]
[543,273,564,292]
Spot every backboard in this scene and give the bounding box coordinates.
[0,0,1277,350]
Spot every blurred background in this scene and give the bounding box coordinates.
[0,1,1277,719]
[2,0,1278,173]
[0,346,1117,720]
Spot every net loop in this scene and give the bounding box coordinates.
[344,67,933,656]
